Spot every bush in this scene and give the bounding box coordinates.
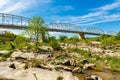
[106,56,120,71]
[69,48,91,58]
[49,40,62,51]
[31,59,46,67]
[0,51,13,61]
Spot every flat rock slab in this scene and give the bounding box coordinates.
[0,61,60,80]
[0,50,9,54]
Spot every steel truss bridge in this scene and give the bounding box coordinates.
[0,13,116,37]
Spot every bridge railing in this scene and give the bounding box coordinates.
[0,13,29,27]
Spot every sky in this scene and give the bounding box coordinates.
[0,0,120,36]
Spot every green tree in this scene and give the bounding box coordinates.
[25,16,48,42]
[0,31,16,44]
[25,16,48,49]
[59,35,69,43]
[14,35,30,49]
[69,35,79,44]
[49,36,62,51]
[101,36,116,47]
[116,32,120,40]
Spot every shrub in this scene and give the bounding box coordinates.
[106,56,120,71]
[69,48,91,58]
[0,50,13,61]
[31,59,46,67]
[49,40,62,51]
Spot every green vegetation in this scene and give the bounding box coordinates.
[24,16,48,51]
[0,51,13,61]
[0,31,30,50]
[106,56,120,71]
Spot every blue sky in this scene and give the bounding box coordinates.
[0,0,120,36]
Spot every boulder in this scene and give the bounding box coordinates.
[62,60,71,66]
[11,52,23,58]
[72,67,80,73]
[9,62,25,69]
[62,66,72,72]
[40,46,53,51]
[83,63,95,70]
[62,59,76,66]
[63,72,75,80]
[0,50,9,54]
[11,52,35,59]
[91,74,103,80]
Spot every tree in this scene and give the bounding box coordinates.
[0,31,16,44]
[49,36,62,51]
[69,35,79,44]
[116,32,120,40]
[59,35,69,43]
[25,16,48,44]
[14,35,30,49]
[101,36,116,47]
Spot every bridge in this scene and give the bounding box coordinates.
[0,13,116,39]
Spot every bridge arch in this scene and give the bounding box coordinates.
[84,27,105,34]
[48,23,82,32]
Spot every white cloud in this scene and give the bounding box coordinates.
[93,1,120,11]
[0,0,10,9]
[49,0,120,26]
[0,0,52,14]
[50,5,74,14]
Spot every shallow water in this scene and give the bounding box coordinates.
[74,69,120,80]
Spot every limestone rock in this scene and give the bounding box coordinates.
[63,72,75,80]
[62,66,72,72]
[62,60,71,66]
[83,63,95,70]
[62,59,76,66]
[72,67,80,73]
[40,46,53,51]
[91,74,103,80]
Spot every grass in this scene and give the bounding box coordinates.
[31,59,46,67]
[105,56,120,71]
[68,48,91,58]
[0,50,13,61]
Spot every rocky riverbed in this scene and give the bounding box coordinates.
[0,45,120,80]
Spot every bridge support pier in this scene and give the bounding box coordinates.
[79,33,85,39]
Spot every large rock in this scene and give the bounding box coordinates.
[83,63,95,70]
[62,66,72,72]
[0,61,60,80]
[72,67,80,73]
[0,50,9,54]
[11,52,35,59]
[62,59,76,66]
[62,60,71,66]
[11,52,23,58]
[91,48,103,53]
[40,46,53,51]
[62,72,75,80]
[90,74,103,80]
